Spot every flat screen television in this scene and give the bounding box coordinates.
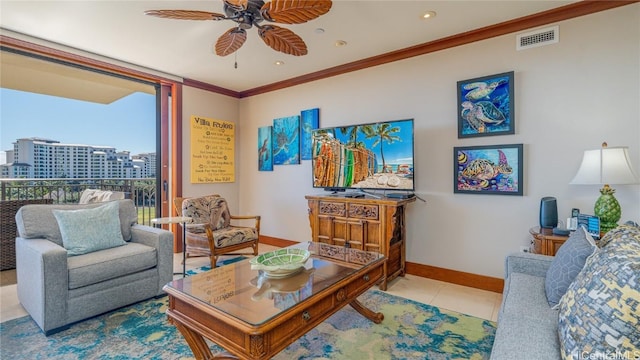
[311,118,414,192]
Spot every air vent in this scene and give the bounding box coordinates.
[516,26,559,50]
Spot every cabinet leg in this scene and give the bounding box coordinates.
[378,277,388,291]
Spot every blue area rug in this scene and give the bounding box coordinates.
[1,263,496,359]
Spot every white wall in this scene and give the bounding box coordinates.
[208,6,638,278]
[180,86,241,207]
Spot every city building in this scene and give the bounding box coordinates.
[0,137,155,179]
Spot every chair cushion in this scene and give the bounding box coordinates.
[67,242,157,289]
[187,226,258,250]
[557,224,640,358]
[78,189,126,204]
[182,195,230,231]
[53,201,126,256]
[15,199,138,246]
[544,227,597,307]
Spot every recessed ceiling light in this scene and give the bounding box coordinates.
[422,11,436,19]
[274,60,285,66]
[315,28,325,34]
[335,40,347,47]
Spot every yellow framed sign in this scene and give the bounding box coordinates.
[190,115,235,183]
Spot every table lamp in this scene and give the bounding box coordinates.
[570,142,639,233]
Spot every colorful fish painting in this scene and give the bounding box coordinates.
[454,144,523,195]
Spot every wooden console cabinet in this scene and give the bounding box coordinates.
[305,194,415,290]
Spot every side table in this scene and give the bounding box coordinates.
[152,216,193,277]
[529,226,569,256]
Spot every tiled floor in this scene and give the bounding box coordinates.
[0,244,502,323]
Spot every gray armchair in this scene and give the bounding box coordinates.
[15,199,173,335]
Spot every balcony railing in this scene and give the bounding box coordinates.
[0,178,158,225]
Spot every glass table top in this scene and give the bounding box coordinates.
[165,242,384,326]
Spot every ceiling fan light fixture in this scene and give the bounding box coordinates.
[422,11,436,19]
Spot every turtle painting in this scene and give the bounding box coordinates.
[460,149,512,182]
[455,144,523,195]
[272,115,300,165]
[457,71,514,138]
[461,101,506,130]
[463,79,507,101]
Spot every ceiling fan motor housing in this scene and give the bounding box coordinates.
[224,0,266,29]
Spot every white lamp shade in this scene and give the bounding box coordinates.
[570,147,639,185]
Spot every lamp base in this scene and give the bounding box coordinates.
[594,185,621,234]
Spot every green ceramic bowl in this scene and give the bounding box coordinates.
[250,248,311,278]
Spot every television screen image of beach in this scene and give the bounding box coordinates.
[311,119,414,191]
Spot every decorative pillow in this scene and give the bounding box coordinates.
[598,223,640,248]
[545,226,597,307]
[557,225,640,359]
[53,201,126,256]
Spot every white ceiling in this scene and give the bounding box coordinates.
[0,1,576,92]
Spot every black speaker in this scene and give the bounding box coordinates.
[539,197,558,229]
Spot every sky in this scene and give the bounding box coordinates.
[0,88,156,163]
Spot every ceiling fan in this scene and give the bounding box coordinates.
[145,0,332,57]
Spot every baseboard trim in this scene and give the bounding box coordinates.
[259,236,504,294]
[259,235,298,248]
[406,262,504,294]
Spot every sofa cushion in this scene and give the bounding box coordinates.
[558,225,640,359]
[491,314,561,360]
[15,199,138,246]
[53,201,126,256]
[544,227,597,307]
[67,242,157,289]
[597,222,640,248]
[500,272,558,325]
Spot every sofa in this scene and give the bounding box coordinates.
[490,224,639,360]
[15,199,174,335]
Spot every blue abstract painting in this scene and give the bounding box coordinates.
[258,126,273,171]
[300,108,319,160]
[272,116,300,165]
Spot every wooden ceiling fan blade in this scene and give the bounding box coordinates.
[215,28,248,56]
[259,25,307,56]
[261,0,332,24]
[223,0,248,10]
[144,10,226,21]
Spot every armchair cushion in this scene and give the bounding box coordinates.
[79,189,126,204]
[53,201,126,256]
[16,199,138,246]
[183,195,230,231]
[67,242,157,289]
[188,226,259,249]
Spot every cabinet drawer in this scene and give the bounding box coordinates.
[348,203,379,220]
[318,201,347,217]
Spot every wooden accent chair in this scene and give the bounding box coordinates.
[176,195,260,267]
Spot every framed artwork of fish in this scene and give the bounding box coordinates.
[272,115,301,165]
[457,71,515,138]
[258,126,273,171]
[454,144,523,196]
[300,108,319,160]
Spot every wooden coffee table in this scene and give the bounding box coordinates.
[163,242,386,359]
